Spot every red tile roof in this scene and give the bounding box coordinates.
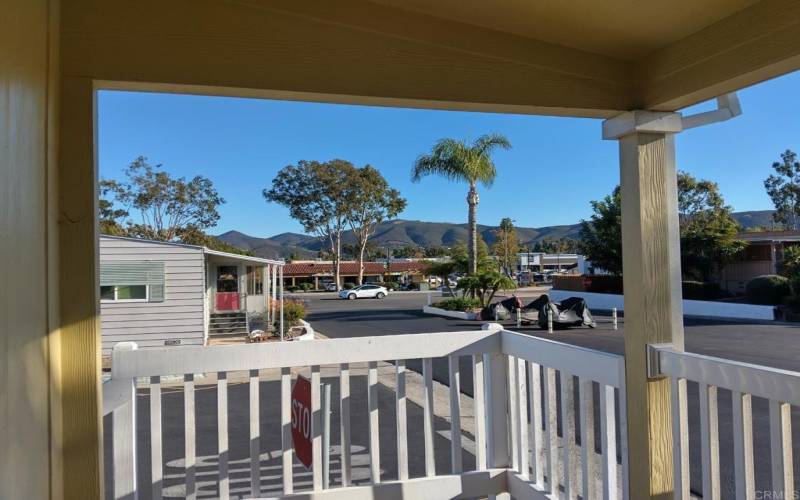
[283,261,429,276]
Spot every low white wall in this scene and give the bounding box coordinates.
[295,319,316,341]
[422,305,477,320]
[548,290,776,321]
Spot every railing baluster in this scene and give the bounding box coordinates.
[150,376,163,500]
[732,391,754,500]
[473,354,487,470]
[617,383,629,500]
[579,378,595,500]
[185,373,196,500]
[561,372,576,499]
[508,356,520,471]
[699,383,720,500]
[528,362,544,487]
[423,357,436,477]
[448,355,463,474]
[368,361,381,483]
[600,383,617,500]
[280,367,293,494]
[517,357,529,479]
[112,345,137,500]
[769,400,794,496]
[544,367,558,494]
[249,369,260,496]
[217,372,229,499]
[671,377,689,500]
[396,360,409,480]
[311,365,322,490]
[340,363,352,487]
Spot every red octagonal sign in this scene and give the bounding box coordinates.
[291,375,312,468]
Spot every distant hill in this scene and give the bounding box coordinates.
[731,210,776,229]
[218,210,777,259]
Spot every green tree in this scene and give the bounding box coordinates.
[579,187,623,275]
[456,270,516,307]
[579,173,745,280]
[412,134,511,274]
[764,150,800,230]
[101,157,225,241]
[176,226,254,256]
[98,179,129,236]
[390,245,423,258]
[678,172,746,281]
[781,245,800,292]
[423,245,449,258]
[347,166,407,284]
[532,237,579,254]
[450,238,493,274]
[425,260,457,296]
[492,217,519,275]
[265,159,356,290]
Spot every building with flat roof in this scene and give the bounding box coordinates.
[720,230,800,293]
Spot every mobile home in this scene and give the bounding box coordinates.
[99,235,283,354]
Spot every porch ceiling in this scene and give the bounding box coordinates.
[61,0,800,116]
[367,0,761,60]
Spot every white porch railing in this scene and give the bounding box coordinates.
[649,344,799,500]
[103,329,628,499]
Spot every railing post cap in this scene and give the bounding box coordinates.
[482,322,503,332]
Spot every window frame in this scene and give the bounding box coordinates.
[100,284,150,303]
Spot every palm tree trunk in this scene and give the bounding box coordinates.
[467,183,479,275]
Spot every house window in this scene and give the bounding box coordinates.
[100,285,148,302]
[100,261,165,303]
[247,265,264,295]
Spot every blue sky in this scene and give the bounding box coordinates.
[98,70,800,238]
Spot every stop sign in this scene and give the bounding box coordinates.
[291,375,312,468]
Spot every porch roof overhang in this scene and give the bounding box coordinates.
[61,0,800,117]
[203,248,284,266]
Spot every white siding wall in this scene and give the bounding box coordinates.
[100,237,205,354]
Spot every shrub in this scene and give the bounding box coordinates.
[682,281,730,301]
[299,282,313,291]
[433,297,481,312]
[745,275,791,305]
[286,285,300,292]
[343,282,356,289]
[384,281,400,291]
[783,294,800,313]
[281,299,306,324]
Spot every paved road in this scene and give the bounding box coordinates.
[298,290,800,497]
[299,290,800,367]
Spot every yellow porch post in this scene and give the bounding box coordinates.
[604,112,685,499]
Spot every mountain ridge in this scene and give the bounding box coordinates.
[217,210,777,259]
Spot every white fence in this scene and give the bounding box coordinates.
[649,344,799,499]
[104,329,628,499]
[548,290,777,321]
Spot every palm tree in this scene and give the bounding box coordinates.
[412,134,512,274]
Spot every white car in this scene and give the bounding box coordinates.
[339,284,389,300]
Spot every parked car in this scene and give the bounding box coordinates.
[339,284,389,300]
[324,282,337,292]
